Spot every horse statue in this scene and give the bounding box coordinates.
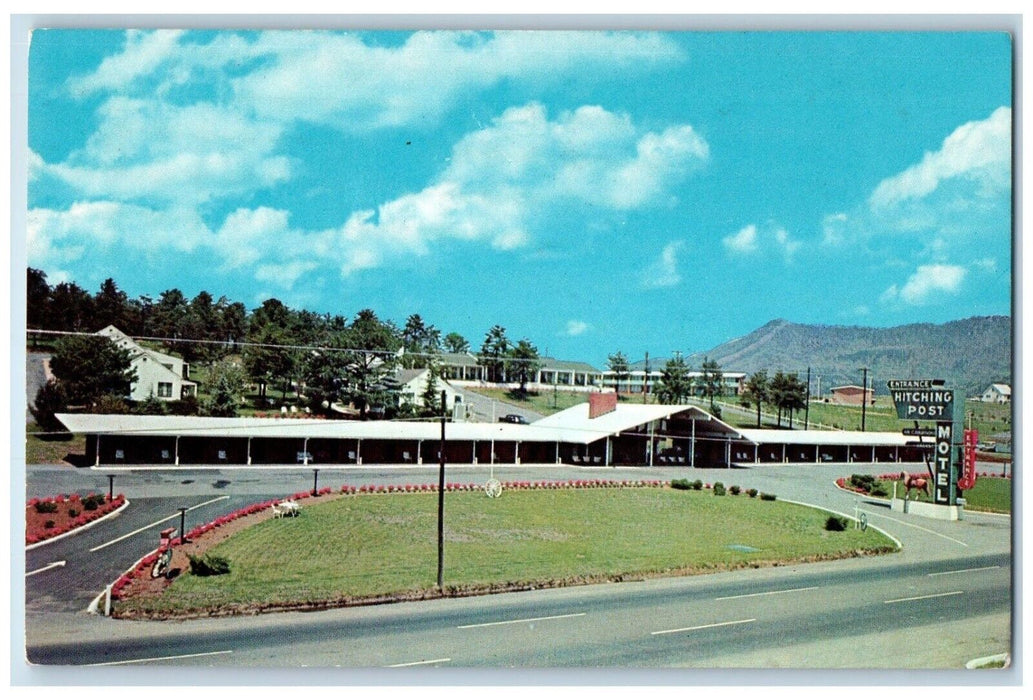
[900,471,930,500]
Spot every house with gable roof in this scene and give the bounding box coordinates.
[96,325,198,402]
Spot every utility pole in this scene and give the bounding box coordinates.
[643,352,650,405]
[859,367,869,432]
[805,367,811,430]
[437,390,446,590]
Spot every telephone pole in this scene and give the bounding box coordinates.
[859,367,869,432]
[437,390,446,589]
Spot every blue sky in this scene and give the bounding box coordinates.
[26,29,1013,366]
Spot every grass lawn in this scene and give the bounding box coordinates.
[117,487,896,616]
[867,476,1011,514]
[25,422,86,465]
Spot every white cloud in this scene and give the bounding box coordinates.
[973,257,998,273]
[821,212,848,245]
[882,264,968,305]
[870,106,1011,209]
[723,224,758,254]
[329,104,707,275]
[641,241,684,289]
[564,320,590,337]
[70,30,186,96]
[723,223,800,261]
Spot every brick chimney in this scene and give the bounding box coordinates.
[588,392,618,419]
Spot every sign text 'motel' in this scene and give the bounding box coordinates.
[887,379,953,420]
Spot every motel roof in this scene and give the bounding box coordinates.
[56,406,908,448]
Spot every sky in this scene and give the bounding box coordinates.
[25,29,1013,367]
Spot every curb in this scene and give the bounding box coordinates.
[779,497,904,551]
[965,653,1010,669]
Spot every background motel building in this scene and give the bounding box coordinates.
[58,394,926,469]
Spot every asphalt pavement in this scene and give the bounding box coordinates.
[18,459,1014,676]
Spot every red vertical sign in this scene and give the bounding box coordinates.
[959,429,978,491]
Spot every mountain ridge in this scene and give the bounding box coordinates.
[678,315,1011,397]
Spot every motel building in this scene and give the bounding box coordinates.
[56,393,927,470]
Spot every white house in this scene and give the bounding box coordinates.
[980,383,1011,403]
[395,368,462,413]
[96,326,198,402]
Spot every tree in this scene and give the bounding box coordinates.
[30,380,67,432]
[49,335,137,407]
[202,360,247,417]
[656,354,691,404]
[742,370,770,428]
[339,309,402,419]
[49,281,95,332]
[700,356,724,411]
[27,267,51,332]
[419,360,443,418]
[93,278,130,331]
[508,339,542,396]
[478,325,510,384]
[401,314,441,369]
[770,371,807,427]
[607,351,630,395]
[443,332,470,354]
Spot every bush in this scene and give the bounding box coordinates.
[760,493,777,501]
[82,494,105,511]
[825,515,848,531]
[188,553,231,577]
[849,474,876,491]
[729,485,741,496]
[870,485,889,497]
[34,501,58,514]
[746,488,758,498]
[712,482,726,496]
[692,480,703,491]
[671,479,691,490]
[68,508,79,517]
[44,520,56,529]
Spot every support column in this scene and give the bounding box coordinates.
[782,444,786,463]
[754,444,759,464]
[174,435,180,466]
[95,435,101,467]
[690,419,696,467]
[556,441,560,464]
[303,437,309,465]
[472,440,478,465]
[418,440,423,465]
[725,439,731,468]
[515,442,521,465]
[357,439,362,465]
[605,436,611,467]
[649,422,655,467]
[247,437,252,465]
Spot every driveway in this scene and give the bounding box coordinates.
[452,385,545,424]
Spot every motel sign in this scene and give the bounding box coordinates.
[888,379,957,506]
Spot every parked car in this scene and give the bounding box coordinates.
[499,414,529,425]
[976,442,997,453]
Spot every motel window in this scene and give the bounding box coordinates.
[157,382,173,398]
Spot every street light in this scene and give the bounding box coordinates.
[437,390,446,590]
[859,367,870,432]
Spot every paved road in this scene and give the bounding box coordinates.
[20,461,1013,674]
[451,385,545,423]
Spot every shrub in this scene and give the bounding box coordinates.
[729,485,741,496]
[692,480,703,491]
[760,493,777,501]
[34,501,58,514]
[713,482,726,496]
[44,520,55,529]
[671,479,691,490]
[825,515,848,531]
[746,488,758,498]
[188,553,231,577]
[870,485,889,497]
[82,494,105,511]
[68,508,79,517]
[849,474,876,492]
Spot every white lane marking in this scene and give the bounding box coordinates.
[26,560,66,577]
[89,496,229,552]
[652,618,757,635]
[884,591,964,604]
[866,512,969,547]
[928,565,1001,577]
[387,658,452,667]
[457,612,586,629]
[714,586,819,601]
[83,650,233,666]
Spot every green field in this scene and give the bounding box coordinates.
[116,487,897,616]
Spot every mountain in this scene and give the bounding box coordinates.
[684,316,1012,398]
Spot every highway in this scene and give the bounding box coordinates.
[20,461,1014,674]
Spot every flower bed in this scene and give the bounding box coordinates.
[26,493,125,545]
